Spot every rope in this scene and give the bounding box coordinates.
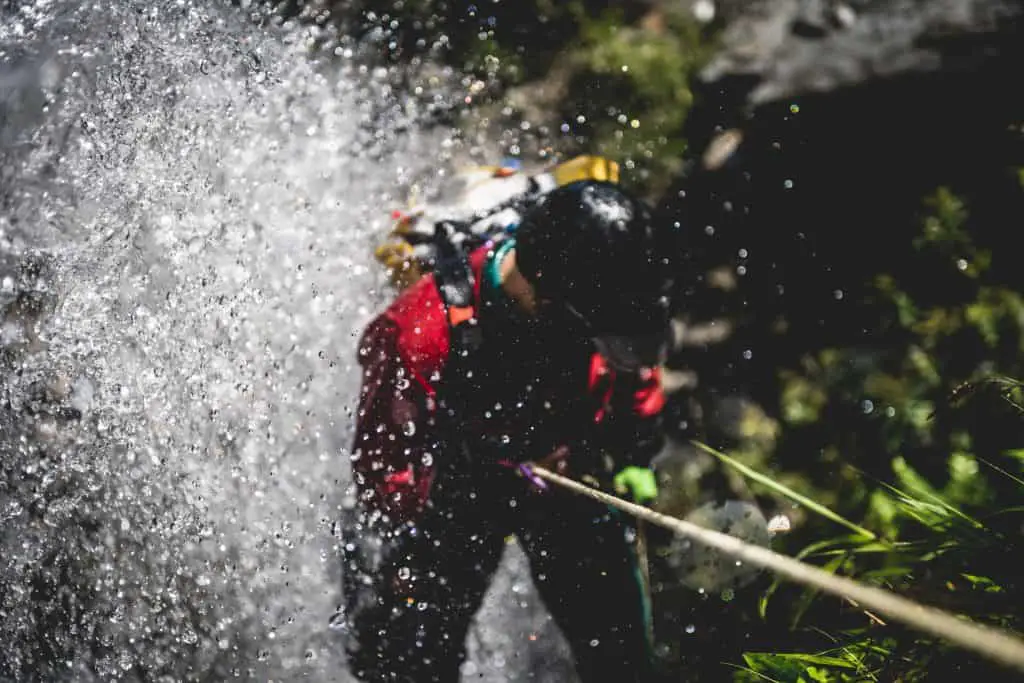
[530,465,1024,673]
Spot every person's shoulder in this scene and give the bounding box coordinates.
[379,274,450,383]
[362,244,494,385]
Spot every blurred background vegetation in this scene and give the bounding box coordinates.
[259,0,1024,679]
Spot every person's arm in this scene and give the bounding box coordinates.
[351,315,434,523]
[589,354,666,502]
[606,367,665,460]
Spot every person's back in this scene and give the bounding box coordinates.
[343,180,675,682]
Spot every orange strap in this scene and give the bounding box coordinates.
[448,305,475,326]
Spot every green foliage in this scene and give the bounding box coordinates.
[720,420,1023,679]
[563,7,707,192]
[697,181,1024,680]
[734,651,863,682]
[747,395,1021,678]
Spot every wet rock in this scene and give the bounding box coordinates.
[666,499,769,593]
[651,439,719,515]
[694,0,1024,109]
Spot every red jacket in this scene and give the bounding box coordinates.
[351,246,666,521]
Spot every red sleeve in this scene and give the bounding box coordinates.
[351,315,435,523]
[589,354,667,467]
[633,366,667,418]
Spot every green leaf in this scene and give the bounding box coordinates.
[1004,448,1024,463]
[759,577,782,620]
[743,652,857,676]
[692,441,880,540]
[742,653,806,680]
[807,666,843,683]
[890,458,984,528]
[959,573,1005,593]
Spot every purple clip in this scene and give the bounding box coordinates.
[519,463,548,491]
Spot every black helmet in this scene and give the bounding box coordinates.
[515,181,674,369]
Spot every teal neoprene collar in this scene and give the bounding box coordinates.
[483,238,517,293]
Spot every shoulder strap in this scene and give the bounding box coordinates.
[433,246,483,361]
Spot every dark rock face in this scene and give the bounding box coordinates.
[656,0,1024,428]
[679,0,1024,183]
[697,0,1024,108]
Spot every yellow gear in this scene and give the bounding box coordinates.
[376,155,621,291]
[374,238,422,291]
[550,155,620,186]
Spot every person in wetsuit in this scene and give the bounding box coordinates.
[343,180,675,682]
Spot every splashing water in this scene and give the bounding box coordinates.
[1,1,571,680]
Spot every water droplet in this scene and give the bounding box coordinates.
[398,567,411,580]
[685,624,696,634]
[328,612,348,631]
[3,500,24,520]
[402,422,416,437]
[693,0,715,22]
[589,638,600,647]
[862,399,874,414]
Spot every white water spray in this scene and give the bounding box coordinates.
[1,1,572,680]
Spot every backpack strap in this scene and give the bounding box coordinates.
[433,238,483,361]
[432,244,484,473]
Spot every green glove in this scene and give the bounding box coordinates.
[613,466,658,505]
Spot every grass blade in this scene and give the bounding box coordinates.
[978,456,1024,488]
[692,440,879,540]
